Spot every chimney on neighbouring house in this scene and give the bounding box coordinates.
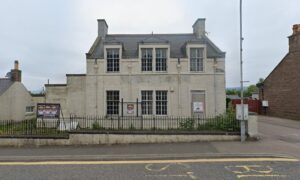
[10,60,22,82]
[97,19,108,39]
[289,24,300,52]
[193,18,206,38]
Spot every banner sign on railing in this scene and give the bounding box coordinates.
[37,103,60,118]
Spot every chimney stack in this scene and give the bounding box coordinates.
[193,18,206,38]
[289,24,300,52]
[11,60,21,82]
[97,19,108,39]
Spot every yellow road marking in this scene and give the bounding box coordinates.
[145,175,188,177]
[0,158,298,166]
[237,174,287,178]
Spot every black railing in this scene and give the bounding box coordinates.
[70,114,240,133]
[0,114,240,137]
[0,119,68,137]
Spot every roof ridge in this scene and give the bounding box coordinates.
[107,33,194,36]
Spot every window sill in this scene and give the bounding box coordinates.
[106,71,120,73]
[141,71,168,73]
[25,112,34,115]
[190,71,205,73]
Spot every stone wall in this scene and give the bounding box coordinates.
[0,134,239,147]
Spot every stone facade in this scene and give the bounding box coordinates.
[261,24,300,120]
[45,19,226,117]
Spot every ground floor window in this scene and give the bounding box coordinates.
[156,91,168,115]
[141,91,153,115]
[106,91,119,115]
[25,106,34,113]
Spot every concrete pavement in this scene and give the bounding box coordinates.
[0,115,299,179]
[0,115,299,161]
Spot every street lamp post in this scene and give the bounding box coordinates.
[239,0,246,142]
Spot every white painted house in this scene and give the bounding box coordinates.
[45,19,226,117]
[0,61,35,121]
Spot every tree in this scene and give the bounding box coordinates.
[226,89,240,95]
[256,78,264,88]
[244,85,258,97]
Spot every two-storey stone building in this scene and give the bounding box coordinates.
[45,19,226,117]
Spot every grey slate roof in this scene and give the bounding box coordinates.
[0,78,14,96]
[87,33,225,59]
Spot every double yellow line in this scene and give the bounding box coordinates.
[0,157,298,166]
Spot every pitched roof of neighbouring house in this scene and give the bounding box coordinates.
[0,78,14,96]
[87,34,225,59]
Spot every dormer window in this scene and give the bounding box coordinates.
[155,48,167,71]
[141,48,152,71]
[190,48,204,72]
[107,48,119,72]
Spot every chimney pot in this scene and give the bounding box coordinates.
[292,24,300,35]
[289,24,300,52]
[14,60,19,70]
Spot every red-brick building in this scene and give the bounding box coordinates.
[260,24,300,120]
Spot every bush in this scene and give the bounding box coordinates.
[179,118,195,130]
[92,122,104,130]
[197,113,239,132]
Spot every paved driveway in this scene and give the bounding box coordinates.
[211,115,300,159]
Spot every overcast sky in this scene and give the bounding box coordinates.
[0,0,299,91]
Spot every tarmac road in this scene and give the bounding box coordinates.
[0,157,299,180]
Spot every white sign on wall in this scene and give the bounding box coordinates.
[127,104,134,114]
[262,100,269,107]
[193,102,204,113]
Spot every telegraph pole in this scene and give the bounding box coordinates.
[239,0,246,142]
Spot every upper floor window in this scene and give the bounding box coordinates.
[107,48,119,72]
[155,48,167,71]
[190,48,204,72]
[141,48,152,71]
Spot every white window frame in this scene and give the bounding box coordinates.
[106,90,120,115]
[139,44,169,73]
[190,48,204,72]
[155,90,168,115]
[106,48,120,72]
[141,90,153,115]
[25,106,34,113]
[104,45,122,73]
[141,48,153,71]
[155,48,167,72]
[187,44,206,73]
